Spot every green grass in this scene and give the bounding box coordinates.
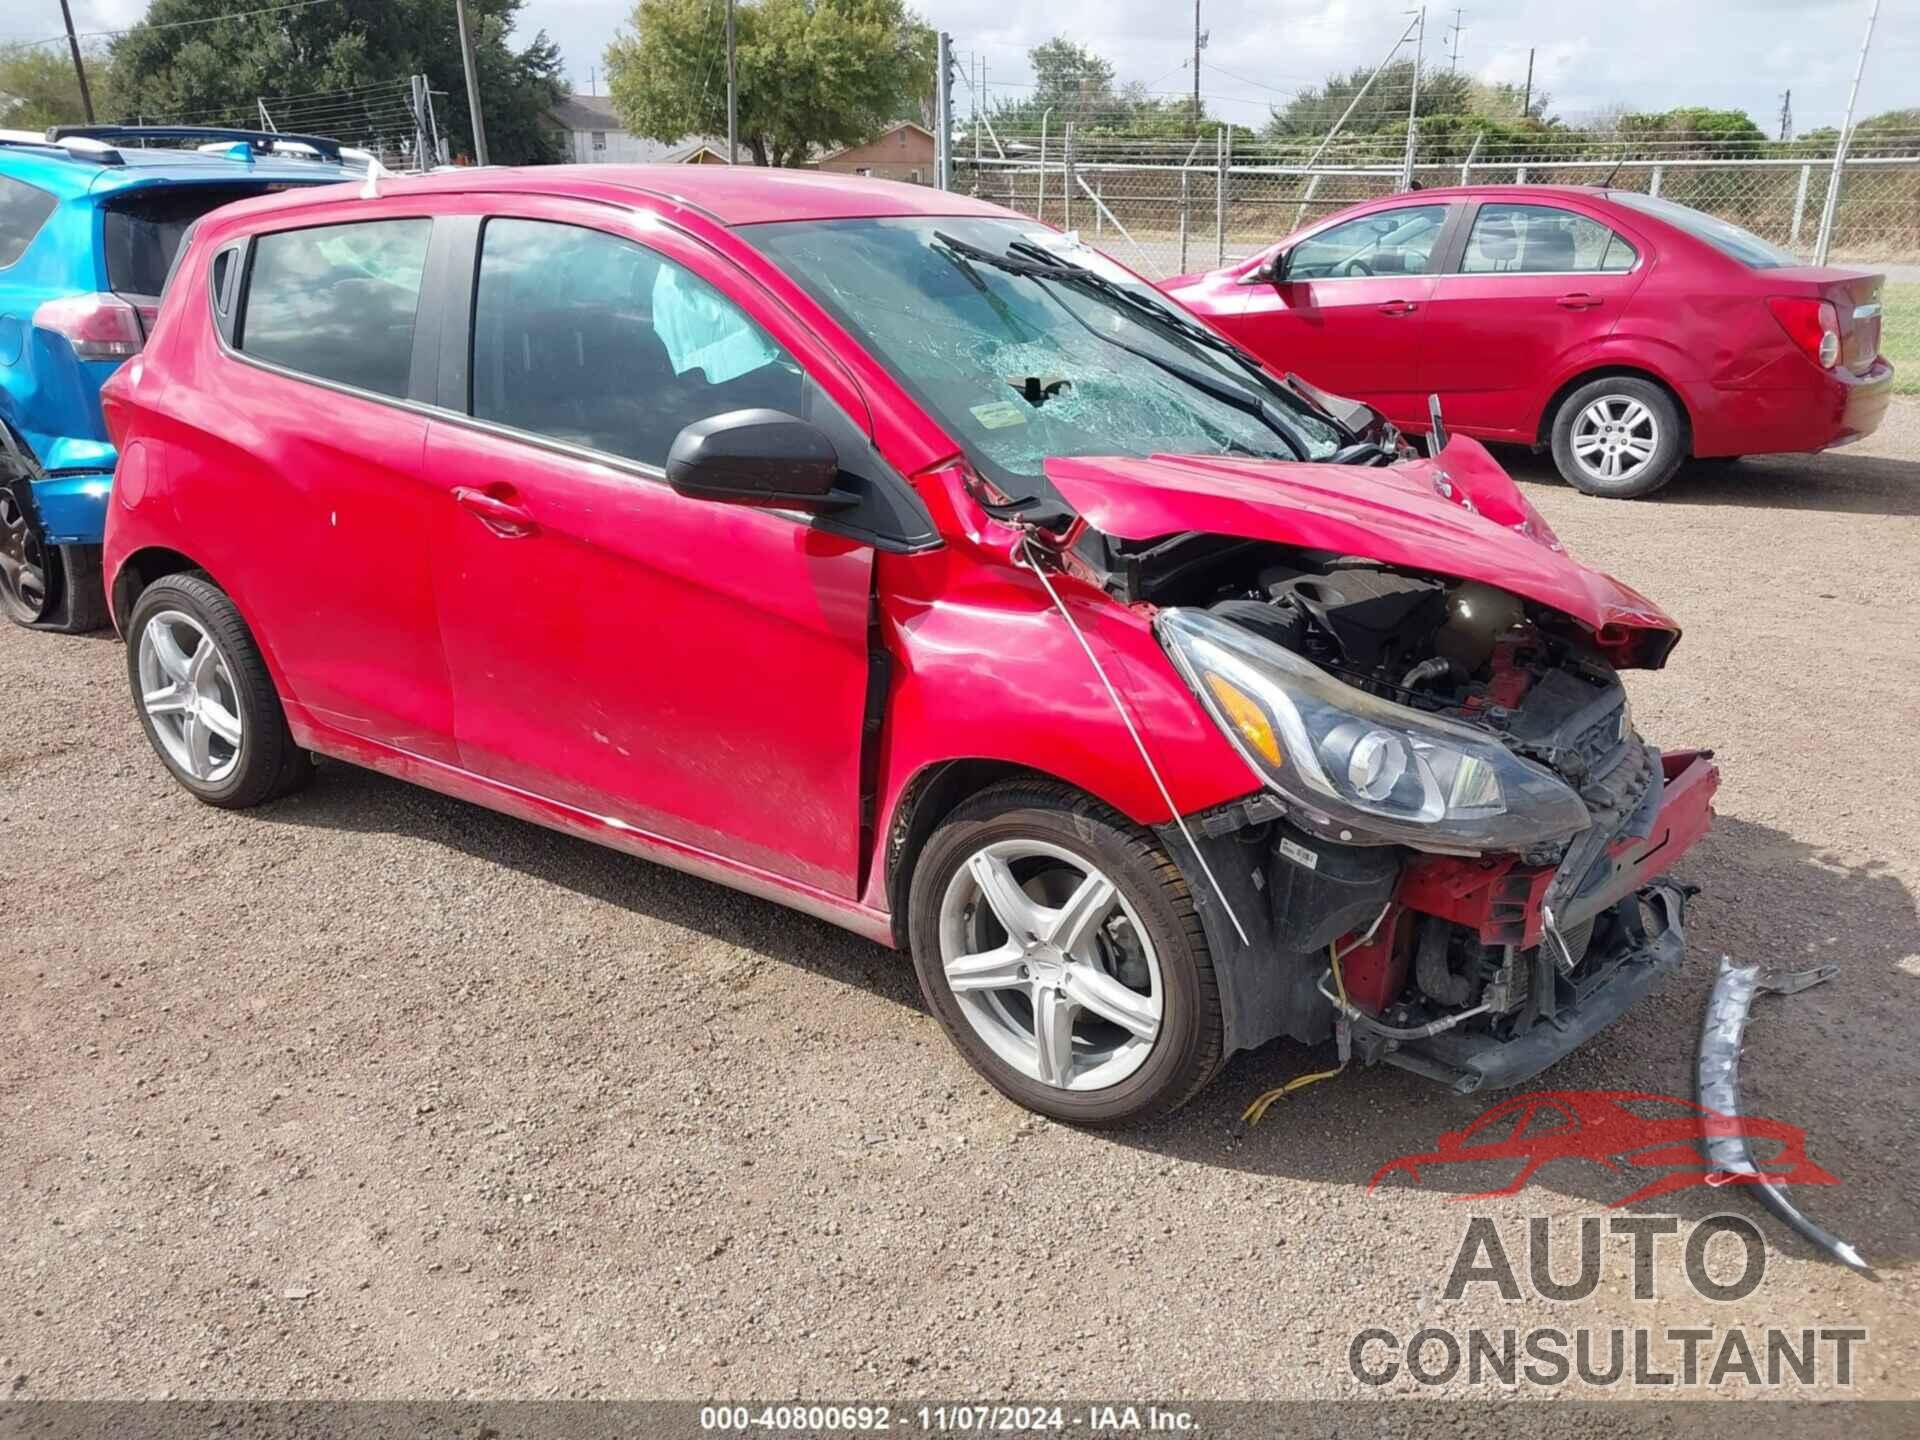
[1882,282,1919,394]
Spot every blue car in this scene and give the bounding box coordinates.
[0,126,369,630]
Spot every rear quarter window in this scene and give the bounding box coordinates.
[0,174,59,268]
[236,217,432,400]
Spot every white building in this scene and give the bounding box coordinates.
[550,94,726,165]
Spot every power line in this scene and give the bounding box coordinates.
[11,0,344,48]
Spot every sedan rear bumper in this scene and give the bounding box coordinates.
[1684,358,1894,458]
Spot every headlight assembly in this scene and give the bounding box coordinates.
[1157,607,1591,851]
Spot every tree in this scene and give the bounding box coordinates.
[1264,60,1475,140]
[1615,107,1767,158]
[108,0,567,165]
[605,0,935,168]
[0,41,114,130]
[1028,38,1116,125]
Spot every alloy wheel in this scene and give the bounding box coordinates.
[1571,395,1660,485]
[137,610,244,783]
[937,839,1163,1092]
[0,488,51,624]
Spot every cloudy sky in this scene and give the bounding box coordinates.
[25,0,1919,133]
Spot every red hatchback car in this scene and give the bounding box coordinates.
[101,167,1719,1124]
[1164,185,1894,498]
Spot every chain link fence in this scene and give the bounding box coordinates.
[953,138,1920,393]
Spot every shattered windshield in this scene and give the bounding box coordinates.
[747,216,1343,499]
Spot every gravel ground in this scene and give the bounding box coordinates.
[3,403,1918,1408]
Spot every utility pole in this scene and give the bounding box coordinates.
[935,32,953,191]
[1814,0,1880,264]
[726,0,737,164]
[1447,8,1465,70]
[1778,88,1793,141]
[1402,6,1426,189]
[1303,12,1421,170]
[411,74,431,169]
[58,0,96,124]
[453,0,489,165]
[1521,47,1535,119]
[1193,1,1203,130]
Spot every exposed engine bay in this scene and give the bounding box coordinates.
[1079,528,1717,1093]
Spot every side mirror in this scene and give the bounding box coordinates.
[665,408,851,511]
[1247,249,1289,284]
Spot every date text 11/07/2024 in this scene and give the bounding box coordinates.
[697,1404,1199,1432]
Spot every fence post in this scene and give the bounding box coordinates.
[1063,125,1074,232]
[1649,164,1663,197]
[1179,167,1190,273]
[1790,163,1812,251]
[1458,131,1482,186]
[1215,127,1228,268]
[1515,164,1528,185]
[1095,176,1104,236]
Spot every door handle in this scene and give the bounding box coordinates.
[1557,292,1601,310]
[1377,300,1419,315]
[452,485,536,537]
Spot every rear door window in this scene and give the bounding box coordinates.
[237,218,432,399]
[0,174,58,268]
[1461,203,1636,274]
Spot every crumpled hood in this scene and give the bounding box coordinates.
[1046,435,1680,668]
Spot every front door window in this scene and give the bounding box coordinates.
[1287,205,1450,280]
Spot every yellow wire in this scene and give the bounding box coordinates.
[1242,942,1350,1126]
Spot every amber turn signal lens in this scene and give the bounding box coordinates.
[1203,672,1283,767]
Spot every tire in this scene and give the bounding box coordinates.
[42,544,110,633]
[0,482,54,627]
[124,572,311,809]
[907,779,1224,1127]
[1549,376,1685,499]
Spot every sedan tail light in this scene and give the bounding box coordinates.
[1766,296,1841,370]
[32,292,147,361]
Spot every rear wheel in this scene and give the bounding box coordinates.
[908,781,1224,1126]
[0,485,53,626]
[1550,377,1685,499]
[125,573,310,808]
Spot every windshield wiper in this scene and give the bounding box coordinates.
[996,237,1360,442]
[931,232,1308,460]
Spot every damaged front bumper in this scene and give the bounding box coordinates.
[1164,748,1721,1092]
[1381,880,1690,1092]
[1380,749,1720,1093]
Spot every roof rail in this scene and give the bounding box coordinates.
[0,128,126,165]
[46,125,346,164]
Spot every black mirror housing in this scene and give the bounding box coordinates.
[1253,249,1289,284]
[665,408,851,511]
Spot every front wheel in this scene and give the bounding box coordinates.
[908,781,1224,1126]
[1549,377,1685,499]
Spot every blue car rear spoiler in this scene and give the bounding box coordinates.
[43,125,346,165]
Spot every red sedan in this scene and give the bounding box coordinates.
[1163,185,1894,498]
[101,167,1717,1123]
